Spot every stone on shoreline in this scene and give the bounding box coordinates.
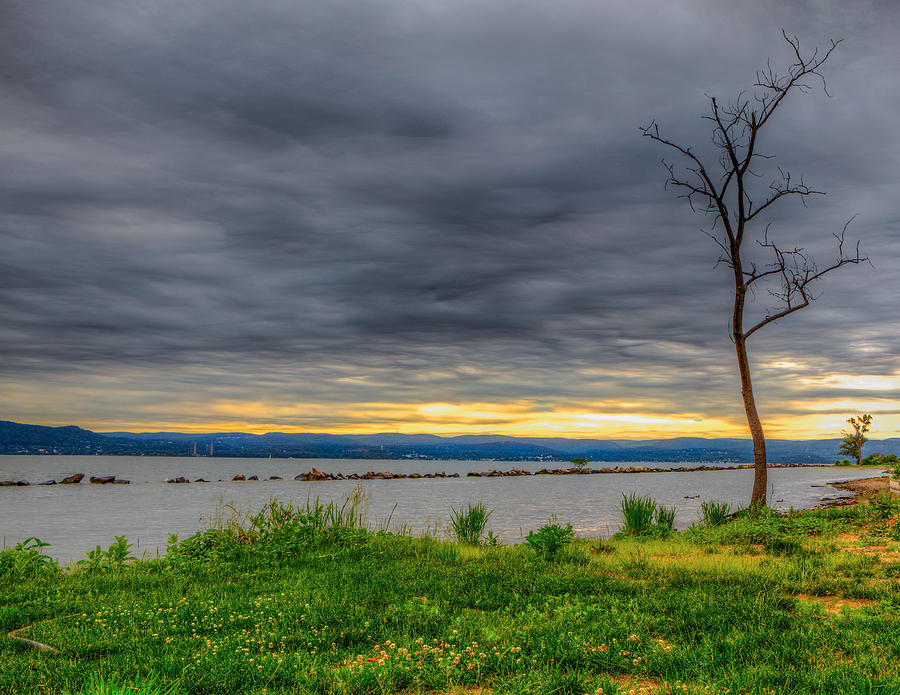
[58,473,84,484]
[166,476,189,484]
[89,475,117,484]
[0,480,30,486]
[233,474,246,481]
[37,480,57,485]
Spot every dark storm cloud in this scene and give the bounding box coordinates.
[1,0,898,430]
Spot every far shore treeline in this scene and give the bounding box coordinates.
[2,420,899,464]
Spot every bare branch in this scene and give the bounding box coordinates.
[743,219,866,339]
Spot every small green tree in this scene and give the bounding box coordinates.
[838,414,872,466]
[569,457,591,469]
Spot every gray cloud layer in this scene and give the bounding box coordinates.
[1,0,898,431]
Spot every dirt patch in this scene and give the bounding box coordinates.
[823,476,890,506]
[793,593,877,614]
[831,532,900,562]
[613,676,665,694]
[841,545,900,562]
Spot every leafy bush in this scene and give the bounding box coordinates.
[700,500,731,526]
[862,452,900,480]
[252,496,365,538]
[448,502,493,545]
[525,522,575,560]
[862,452,900,467]
[834,458,854,466]
[0,537,57,578]
[80,536,134,570]
[166,529,237,565]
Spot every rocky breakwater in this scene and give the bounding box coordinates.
[89,475,130,484]
[294,467,460,481]
[528,463,812,476]
[467,468,532,477]
[1,473,86,486]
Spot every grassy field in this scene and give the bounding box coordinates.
[2,489,899,695]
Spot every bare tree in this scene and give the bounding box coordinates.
[641,32,866,507]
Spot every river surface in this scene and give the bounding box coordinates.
[0,455,879,563]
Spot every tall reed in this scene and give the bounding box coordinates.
[620,493,657,535]
[700,500,731,526]
[449,502,493,545]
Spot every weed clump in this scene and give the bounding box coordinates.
[80,536,134,570]
[449,502,494,546]
[525,522,575,560]
[0,537,58,578]
[700,500,731,526]
[620,493,656,534]
[619,493,677,537]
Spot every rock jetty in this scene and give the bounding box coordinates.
[0,463,834,490]
[293,467,461,481]
[89,475,130,484]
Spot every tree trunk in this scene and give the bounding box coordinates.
[735,336,767,506]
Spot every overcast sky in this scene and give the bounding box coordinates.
[2,0,898,438]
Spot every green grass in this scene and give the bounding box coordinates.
[2,496,899,695]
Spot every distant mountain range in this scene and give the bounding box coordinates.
[2,419,898,463]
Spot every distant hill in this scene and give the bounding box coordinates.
[0,421,166,455]
[2,420,899,463]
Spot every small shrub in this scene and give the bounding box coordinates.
[862,452,899,467]
[0,537,57,578]
[620,493,656,535]
[525,522,575,560]
[701,500,731,526]
[569,457,591,470]
[834,458,854,466]
[80,536,134,570]
[449,502,493,545]
[166,529,236,565]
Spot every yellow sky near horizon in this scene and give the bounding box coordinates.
[76,400,900,440]
[5,367,900,440]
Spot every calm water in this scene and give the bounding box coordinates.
[0,455,879,563]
